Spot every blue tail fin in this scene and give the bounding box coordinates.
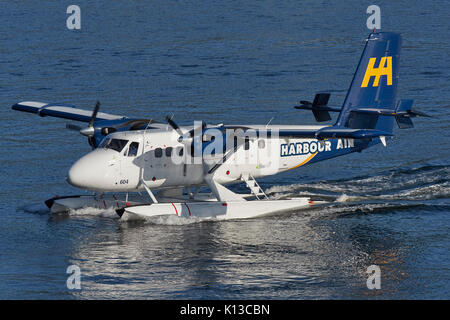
[335,32,402,134]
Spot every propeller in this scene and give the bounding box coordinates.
[65,101,101,148]
[166,116,258,182]
[86,101,100,148]
[166,115,207,145]
[166,116,211,176]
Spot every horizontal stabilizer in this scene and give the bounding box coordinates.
[312,92,330,107]
[394,99,431,129]
[312,109,331,122]
[396,99,431,117]
[342,100,430,129]
[294,93,341,122]
[408,109,431,118]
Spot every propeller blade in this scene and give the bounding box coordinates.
[88,101,100,128]
[88,136,97,148]
[66,123,82,131]
[165,115,184,136]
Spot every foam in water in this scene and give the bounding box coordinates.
[336,194,350,202]
[121,213,215,225]
[265,165,449,203]
[68,206,119,219]
[150,215,213,225]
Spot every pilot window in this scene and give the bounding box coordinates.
[127,142,139,157]
[100,138,128,153]
[165,147,173,157]
[155,148,162,158]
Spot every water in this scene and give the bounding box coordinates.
[1,0,449,299]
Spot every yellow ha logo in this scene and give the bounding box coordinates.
[361,56,393,88]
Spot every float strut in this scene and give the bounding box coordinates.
[141,180,158,203]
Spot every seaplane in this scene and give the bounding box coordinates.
[12,32,429,220]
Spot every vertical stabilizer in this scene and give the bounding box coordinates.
[335,32,402,133]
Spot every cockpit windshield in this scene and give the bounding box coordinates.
[99,138,128,152]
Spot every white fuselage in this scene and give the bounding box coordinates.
[67,124,337,192]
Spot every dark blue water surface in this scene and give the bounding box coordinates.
[1,1,449,299]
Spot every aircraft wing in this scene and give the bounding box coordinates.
[12,101,127,122]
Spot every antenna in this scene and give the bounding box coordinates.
[144,119,153,132]
[265,117,274,128]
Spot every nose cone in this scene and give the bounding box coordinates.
[67,159,91,189]
[67,149,116,191]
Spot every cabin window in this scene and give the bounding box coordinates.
[100,138,128,153]
[127,142,139,157]
[165,147,173,157]
[155,148,162,158]
[258,139,265,149]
